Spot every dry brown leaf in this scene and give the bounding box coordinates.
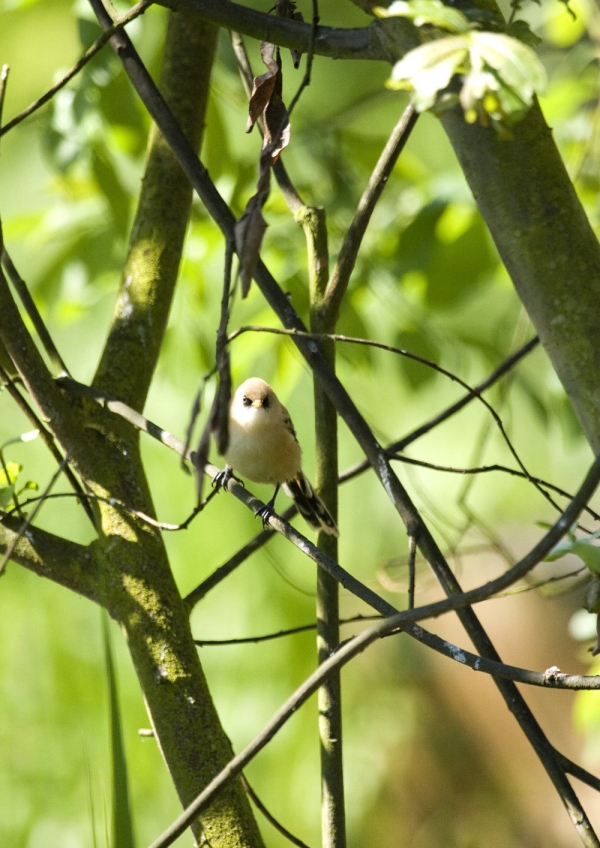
[246,42,279,133]
[235,192,269,299]
[239,26,294,296]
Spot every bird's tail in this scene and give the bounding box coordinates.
[283,473,339,537]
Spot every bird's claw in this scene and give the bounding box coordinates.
[255,503,275,529]
[213,466,243,491]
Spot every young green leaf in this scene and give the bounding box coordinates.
[545,529,600,574]
[375,0,470,33]
[0,461,21,487]
[388,37,470,110]
[387,30,546,128]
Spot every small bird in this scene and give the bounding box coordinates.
[214,377,339,536]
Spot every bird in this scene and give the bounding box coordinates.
[214,377,339,537]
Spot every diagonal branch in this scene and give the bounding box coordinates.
[322,100,418,327]
[0,0,152,138]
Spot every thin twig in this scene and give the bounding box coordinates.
[322,101,417,327]
[2,249,70,376]
[242,775,313,848]
[0,0,153,138]
[0,369,97,529]
[560,755,600,793]
[389,452,600,523]
[11,488,217,532]
[285,0,319,120]
[194,614,381,646]
[183,506,294,611]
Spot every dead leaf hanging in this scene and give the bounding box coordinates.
[237,39,291,297]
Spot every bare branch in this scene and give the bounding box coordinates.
[153,0,408,61]
[2,249,70,376]
[0,1,152,138]
[242,776,313,848]
[322,101,418,326]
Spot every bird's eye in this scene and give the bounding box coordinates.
[242,396,252,406]
[262,396,270,408]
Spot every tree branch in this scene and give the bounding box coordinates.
[0,0,152,138]
[322,100,417,327]
[154,0,413,61]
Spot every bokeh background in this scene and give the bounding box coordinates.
[2,0,600,845]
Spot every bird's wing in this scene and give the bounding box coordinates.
[280,405,298,441]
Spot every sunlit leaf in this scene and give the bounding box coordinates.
[0,461,21,488]
[388,37,469,110]
[387,30,546,127]
[468,32,546,102]
[376,0,470,33]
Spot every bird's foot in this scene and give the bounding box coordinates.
[254,486,279,528]
[212,466,243,491]
[254,501,275,529]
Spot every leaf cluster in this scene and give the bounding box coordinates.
[376,0,546,130]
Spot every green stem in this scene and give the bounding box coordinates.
[299,205,347,848]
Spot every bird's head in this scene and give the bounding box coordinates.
[233,377,275,415]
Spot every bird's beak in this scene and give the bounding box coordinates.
[251,399,263,408]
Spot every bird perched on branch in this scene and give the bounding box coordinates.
[214,377,339,537]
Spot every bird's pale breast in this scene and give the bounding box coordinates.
[225,413,302,485]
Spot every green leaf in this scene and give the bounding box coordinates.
[468,32,546,104]
[545,529,600,574]
[572,540,600,573]
[388,37,470,110]
[375,0,470,33]
[0,485,15,508]
[506,20,543,48]
[18,480,39,495]
[0,461,21,487]
[387,30,546,128]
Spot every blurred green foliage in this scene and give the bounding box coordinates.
[2,1,600,846]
